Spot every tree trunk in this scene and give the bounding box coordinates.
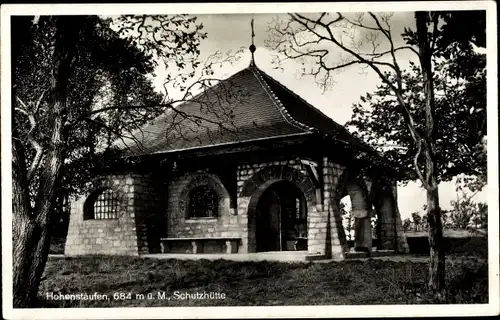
[12,139,63,308]
[415,11,446,292]
[12,136,39,307]
[12,208,54,308]
[426,176,445,291]
[12,16,82,308]
[12,117,57,308]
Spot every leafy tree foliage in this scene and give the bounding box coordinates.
[447,179,488,230]
[403,218,412,232]
[14,15,210,200]
[472,203,488,230]
[411,212,423,230]
[404,194,487,233]
[11,14,212,308]
[346,21,486,184]
[266,10,486,293]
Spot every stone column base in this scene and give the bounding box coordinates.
[354,217,372,252]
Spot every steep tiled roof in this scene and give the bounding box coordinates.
[256,70,372,150]
[114,66,373,157]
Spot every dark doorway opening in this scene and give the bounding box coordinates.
[255,181,308,252]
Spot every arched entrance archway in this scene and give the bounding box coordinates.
[255,181,308,252]
[240,165,317,253]
[335,171,372,252]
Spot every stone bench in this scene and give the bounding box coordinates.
[159,237,241,254]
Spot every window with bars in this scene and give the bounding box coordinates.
[189,185,218,218]
[84,188,120,220]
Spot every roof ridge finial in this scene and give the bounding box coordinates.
[249,16,256,67]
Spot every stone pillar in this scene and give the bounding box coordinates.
[373,183,409,253]
[349,178,372,253]
[237,164,256,253]
[353,209,372,252]
[307,157,331,257]
[376,196,397,250]
[327,200,349,259]
[307,203,328,257]
[310,157,348,259]
[354,218,372,252]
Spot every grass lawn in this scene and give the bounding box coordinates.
[37,255,488,307]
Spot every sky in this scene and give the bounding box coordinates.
[148,12,488,220]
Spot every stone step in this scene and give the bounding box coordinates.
[305,254,327,261]
[345,250,397,259]
[345,251,368,259]
[369,250,397,257]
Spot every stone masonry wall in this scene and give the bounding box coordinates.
[321,157,349,259]
[65,174,161,256]
[166,171,246,253]
[372,182,410,253]
[376,194,397,250]
[133,174,167,254]
[66,175,137,255]
[392,185,410,253]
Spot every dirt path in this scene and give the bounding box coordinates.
[341,255,486,262]
[49,253,486,264]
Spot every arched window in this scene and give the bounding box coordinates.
[189,185,218,218]
[84,188,119,220]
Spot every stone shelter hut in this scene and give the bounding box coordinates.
[65,49,409,260]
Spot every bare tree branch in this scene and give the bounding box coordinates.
[267,12,433,189]
[343,14,384,32]
[15,96,45,181]
[358,46,419,59]
[86,118,148,154]
[288,13,425,144]
[33,89,48,115]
